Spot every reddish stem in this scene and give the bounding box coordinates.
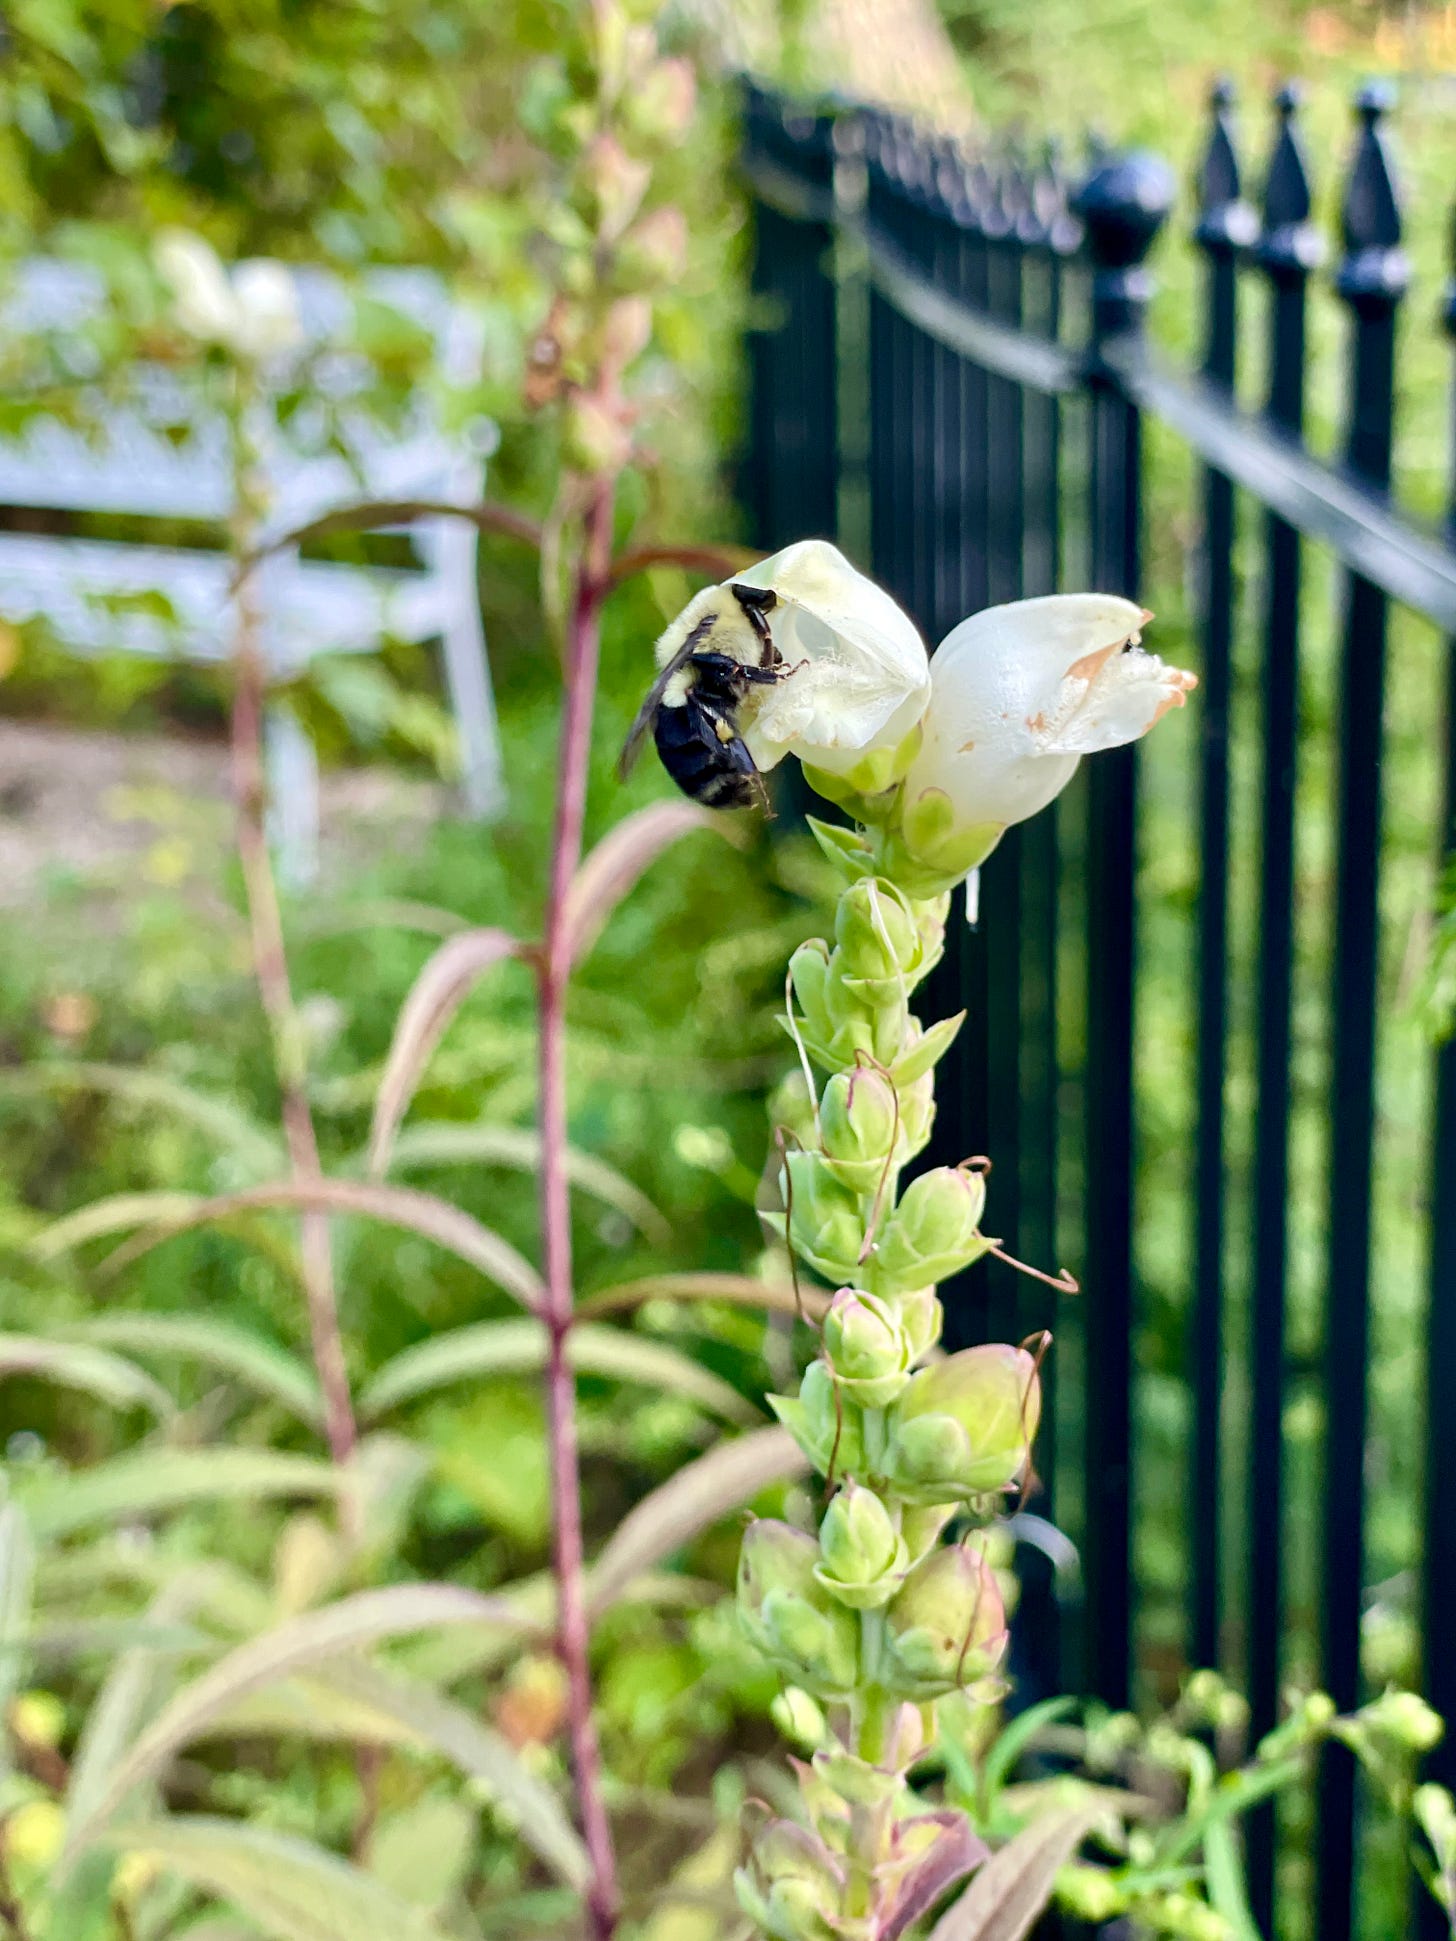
[538,477,620,1940]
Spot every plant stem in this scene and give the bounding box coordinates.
[538,476,619,1940]
[230,523,357,1474]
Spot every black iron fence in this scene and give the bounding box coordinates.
[741,76,1456,1941]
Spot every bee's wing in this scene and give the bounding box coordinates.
[617,635,697,781]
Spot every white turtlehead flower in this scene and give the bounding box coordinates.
[230,260,304,360]
[902,593,1197,831]
[155,230,237,344]
[155,229,302,362]
[731,540,930,778]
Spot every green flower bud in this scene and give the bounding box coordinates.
[900,1501,955,1567]
[822,1289,913,1406]
[881,1543,1008,1699]
[768,1067,818,1150]
[734,1819,844,1941]
[896,1285,943,1362]
[1255,1689,1336,1761]
[770,1686,827,1750]
[814,1483,908,1610]
[784,1150,865,1283]
[884,1345,1041,1507]
[1057,1867,1128,1923]
[819,1067,903,1196]
[867,1165,992,1295]
[898,1071,937,1158]
[835,878,921,984]
[1355,1688,1445,1754]
[768,1359,865,1478]
[788,939,912,1073]
[737,1520,861,1699]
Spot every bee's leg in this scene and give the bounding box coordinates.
[736,657,808,688]
[749,765,775,817]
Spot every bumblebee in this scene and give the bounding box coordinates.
[617,582,802,810]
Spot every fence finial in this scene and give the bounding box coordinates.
[1335,80,1408,311]
[1257,81,1324,281]
[1073,149,1175,338]
[1195,77,1258,254]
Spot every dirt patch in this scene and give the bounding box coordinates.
[0,718,448,910]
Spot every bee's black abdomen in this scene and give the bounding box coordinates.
[654,699,759,809]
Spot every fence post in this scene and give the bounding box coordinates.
[1316,82,1408,1941]
[1072,147,1174,1709]
[1244,80,1323,1931]
[1188,80,1255,1687]
[1419,204,1456,1941]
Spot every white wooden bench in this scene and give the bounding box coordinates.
[0,260,503,882]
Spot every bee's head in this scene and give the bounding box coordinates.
[653,584,769,671]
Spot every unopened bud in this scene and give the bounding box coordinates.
[814,1482,906,1609]
[1356,1688,1445,1754]
[737,1520,860,1699]
[627,56,697,142]
[784,1150,864,1283]
[821,1288,912,1406]
[770,1686,827,1750]
[818,1066,902,1196]
[867,1165,991,1295]
[768,1068,818,1150]
[619,204,689,285]
[734,1819,844,1941]
[582,133,650,242]
[881,1543,1008,1699]
[835,878,920,983]
[1057,1867,1127,1923]
[898,1071,937,1157]
[768,1358,865,1478]
[563,393,632,475]
[884,1345,1041,1506]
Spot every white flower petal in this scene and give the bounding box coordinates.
[231,260,304,360]
[733,540,930,773]
[155,229,237,345]
[902,592,1196,834]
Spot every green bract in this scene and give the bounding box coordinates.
[881,1543,1008,1699]
[884,1345,1042,1507]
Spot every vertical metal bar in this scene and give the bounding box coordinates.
[933,147,994,1355]
[982,158,1029,1346]
[1189,78,1255,1680]
[1316,83,1408,1941]
[1419,210,1456,1941]
[1245,82,1322,1934]
[1072,147,1174,1710]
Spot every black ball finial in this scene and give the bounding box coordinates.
[1196,75,1258,255]
[1074,149,1175,336]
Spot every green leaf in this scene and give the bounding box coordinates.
[62,1571,219,1873]
[577,1271,826,1324]
[0,1499,35,1760]
[982,1697,1080,1805]
[321,1657,589,1889]
[62,1584,534,1861]
[383,1122,669,1245]
[19,1450,342,1541]
[0,1333,173,1417]
[360,1319,757,1424]
[60,1316,323,1428]
[0,1063,282,1177]
[1204,1819,1262,1941]
[103,1816,457,1941]
[369,1795,476,1910]
[32,1191,207,1262]
[928,1806,1095,1941]
[95,1178,544,1314]
[587,1424,807,1616]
